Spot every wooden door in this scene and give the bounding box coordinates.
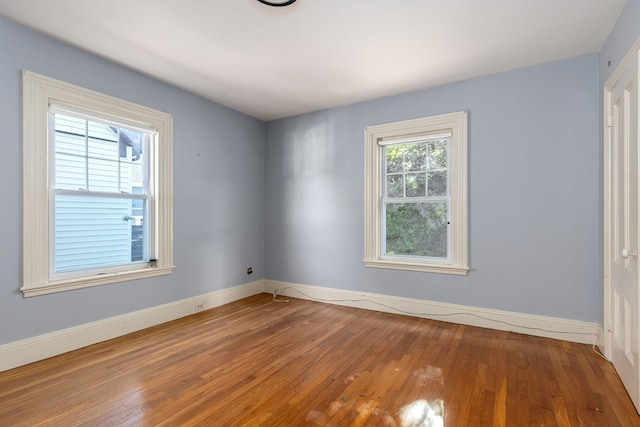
[604,42,640,414]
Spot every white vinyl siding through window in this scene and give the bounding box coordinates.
[22,71,174,297]
[51,110,149,273]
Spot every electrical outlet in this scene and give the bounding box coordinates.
[194,303,204,312]
[247,267,253,275]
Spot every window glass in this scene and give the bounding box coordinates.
[384,201,448,258]
[52,112,150,273]
[383,139,450,260]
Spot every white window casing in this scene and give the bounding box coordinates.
[364,111,468,275]
[22,70,174,297]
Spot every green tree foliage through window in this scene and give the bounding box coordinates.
[383,140,449,258]
[385,202,448,257]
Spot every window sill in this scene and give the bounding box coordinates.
[20,266,175,297]
[363,259,468,275]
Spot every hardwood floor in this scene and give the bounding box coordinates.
[1,293,638,426]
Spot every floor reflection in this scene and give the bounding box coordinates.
[413,365,444,386]
[306,364,446,426]
[399,399,444,427]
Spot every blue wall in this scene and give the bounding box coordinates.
[264,55,602,322]
[0,16,265,344]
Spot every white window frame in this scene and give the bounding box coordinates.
[364,111,468,275]
[22,70,174,297]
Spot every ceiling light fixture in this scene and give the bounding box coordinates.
[257,0,297,6]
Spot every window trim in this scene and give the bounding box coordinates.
[22,70,174,297]
[363,111,468,275]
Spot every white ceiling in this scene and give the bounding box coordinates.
[0,0,626,121]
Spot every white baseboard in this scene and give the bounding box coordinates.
[0,280,264,372]
[264,280,603,347]
[1,278,604,372]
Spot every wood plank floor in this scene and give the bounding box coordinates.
[0,293,638,426]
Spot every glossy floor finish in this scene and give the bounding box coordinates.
[0,294,638,426]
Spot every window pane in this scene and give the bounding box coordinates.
[54,114,86,150]
[119,161,145,193]
[386,174,404,198]
[427,140,447,169]
[55,194,146,272]
[386,145,403,173]
[55,152,86,190]
[385,201,448,258]
[130,188,146,262]
[404,143,427,171]
[87,136,118,165]
[54,129,86,157]
[118,129,146,194]
[88,121,118,142]
[427,170,447,196]
[88,156,119,192]
[405,172,426,197]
